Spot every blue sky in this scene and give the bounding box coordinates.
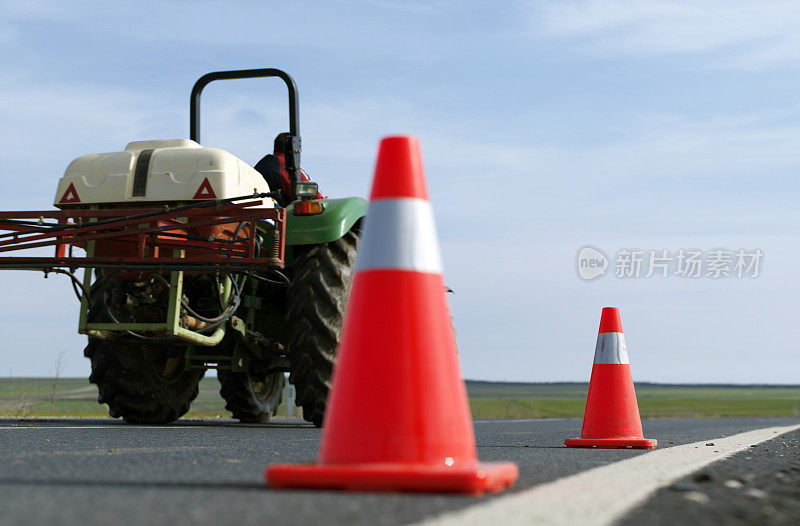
[0,0,798,382]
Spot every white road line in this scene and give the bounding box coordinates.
[422,423,800,526]
[0,426,203,430]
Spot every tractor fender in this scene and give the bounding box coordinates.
[285,197,366,246]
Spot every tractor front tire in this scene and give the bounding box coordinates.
[85,339,204,424]
[218,370,285,423]
[285,229,359,427]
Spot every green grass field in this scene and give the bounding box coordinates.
[1,377,798,419]
[0,376,284,419]
[466,381,800,419]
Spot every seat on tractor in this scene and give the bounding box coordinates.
[254,133,322,207]
[254,155,283,202]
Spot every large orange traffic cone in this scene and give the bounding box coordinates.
[266,136,519,494]
[565,307,657,449]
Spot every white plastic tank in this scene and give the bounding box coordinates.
[53,139,272,208]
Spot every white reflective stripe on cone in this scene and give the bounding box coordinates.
[355,198,443,273]
[593,332,630,364]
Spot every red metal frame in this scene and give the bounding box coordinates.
[0,200,286,270]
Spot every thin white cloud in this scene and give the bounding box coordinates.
[0,0,59,17]
[0,78,173,208]
[0,21,18,44]
[529,0,800,69]
[0,1,459,65]
[361,0,458,16]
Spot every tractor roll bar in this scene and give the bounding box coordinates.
[190,68,299,142]
[189,68,302,200]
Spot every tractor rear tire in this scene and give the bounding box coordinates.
[84,339,204,424]
[218,370,285,423]
[285,229,359,427]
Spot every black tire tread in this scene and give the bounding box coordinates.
[84,340,203,424]
[218,370,285,423]
[285,229,359,426]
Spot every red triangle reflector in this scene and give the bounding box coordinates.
[59,182,81,204]
[193,178,217,199]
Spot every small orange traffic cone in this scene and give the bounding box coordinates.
[266,136,519,494]
[565,307,657,449]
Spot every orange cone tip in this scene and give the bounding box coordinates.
[265,136,519,494]
[565,307,657,449]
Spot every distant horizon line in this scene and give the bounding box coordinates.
[465,379,800,388]
[7,377,799,388]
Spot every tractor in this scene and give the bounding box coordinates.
[0,68,365,426]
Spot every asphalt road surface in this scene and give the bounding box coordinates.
[0,417,797,525]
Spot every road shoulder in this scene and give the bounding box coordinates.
[617,429,800,526]
[422,423,800,526]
